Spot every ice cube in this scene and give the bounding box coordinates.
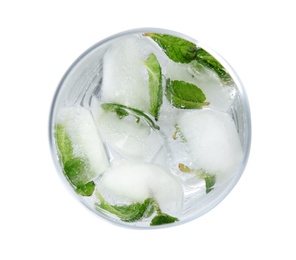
[57,106,109,181]
[91,98,164,162]
[97,162,184,217]
[100,35,167,113]
[177,109,243,181]
[166,60,237,112]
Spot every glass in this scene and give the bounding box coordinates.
[49,28,251,229]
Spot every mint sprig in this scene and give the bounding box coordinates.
[166,79,209,109]
[101,103,160,130]
[179,163,216,193]
[144,53,163,121]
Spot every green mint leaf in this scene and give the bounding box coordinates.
[55,125,96,197]
[166,79,209,109]
[144,53,163,121]
[101,103,129,119]
[196,48,232,83]
[63,158,91,187]
[96,192,178,225]
[149,200,179,226]
[101,103,160,130]
[76,181,95,197]
[202,173,216,194]
[144,33,232,83]
[114,108,129,119]
[144,33,197,64]
[96,192,156,222]
[178,163,216,193]
[150,212,179,226]
[111,198,155,222]
[55,124,74,164]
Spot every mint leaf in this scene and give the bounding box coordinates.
[96,192,179,225]
[144,33,232,83]
[55,124,74,164]
[113,107,129,119]
[100,102,129,119]
[96,192,156,222]
[64,158,86,187]
[55,123,96,197]
[149,200,179,226]
[196,48,232,83]
[63,158,91,187]
[202,173,216,194]
[166,79,209,109]
[76,181,95,197]
[179,163,216,193]
[101,103,160,130]
[144,33,197,64]
[63,158,96,196]
[144,53,163,121]
[150,212,179,226]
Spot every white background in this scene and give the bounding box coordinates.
[1,0,295,259]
